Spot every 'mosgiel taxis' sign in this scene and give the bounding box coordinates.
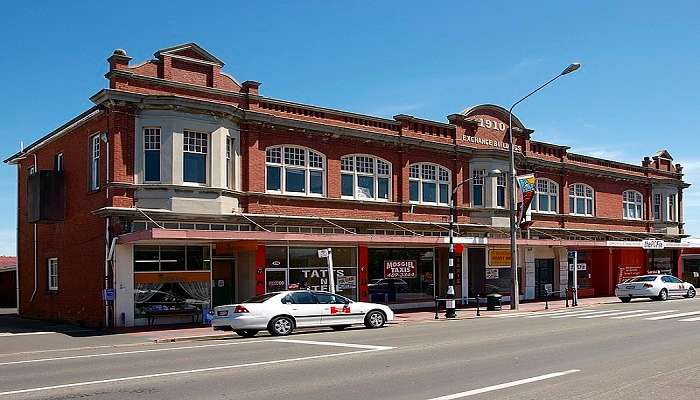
[384,260,417,278]
[489,249,511,267]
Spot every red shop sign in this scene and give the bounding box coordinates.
[384,260,417,279]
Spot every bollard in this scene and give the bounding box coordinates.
[434,296,439,320]
[565,287,570,308]
[475,294,481,317]
[572,287,578,307]
[545,290,549,310]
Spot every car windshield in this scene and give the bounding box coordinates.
[630,276,657,282]
[244,293,279,303]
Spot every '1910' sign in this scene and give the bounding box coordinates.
[384,260,417,279]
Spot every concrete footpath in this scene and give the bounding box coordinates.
[132,296,620,343]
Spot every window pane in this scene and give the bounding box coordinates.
[473,184,483,206]
[159,246,186,271]
[266,166,281,191]
[570,197,575,213]
[309,170,323,194]
[623,205,629,218]
[341,173,354,196]
[551,195,558,212]
[439,183,449,204]
[285,169,305,192]
[134,246,160,272]
[586,199,593,214]
[186,246,210,270]
[497,186,505,207]
[378,177,389,199]
[422,182,436,203]
[409,181,419,202]
[357,175,374,199]
[577,198,585,214]
[183,153,206,183]
[539,194,549,211]
[145,150,160,182]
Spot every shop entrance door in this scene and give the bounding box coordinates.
[535,259,555,299]
[265,268,288,293]
[212,259,235,307]
[683,257,700,288]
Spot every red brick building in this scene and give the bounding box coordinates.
[5,43,696,328]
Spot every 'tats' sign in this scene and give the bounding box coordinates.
[384,260,417,279]
[642,239,665,250]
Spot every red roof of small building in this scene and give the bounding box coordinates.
[0,256,16,267]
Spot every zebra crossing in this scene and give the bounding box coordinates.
[492,306,700,323]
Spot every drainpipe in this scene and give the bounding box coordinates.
[29,152,38,303]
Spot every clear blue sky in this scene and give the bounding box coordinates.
[1,1,699,255]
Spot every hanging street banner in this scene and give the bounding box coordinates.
[516,174,536,227]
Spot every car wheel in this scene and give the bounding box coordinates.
[685,287,696,298]
[619,297,632,303]
[331,325,350,331]
[268,316,294,336]
[234,329,258,338]
[364,310,386,329]
[657,289,668,301]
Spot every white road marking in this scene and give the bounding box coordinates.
[523,309,602,318]
[0,339,271,366]
[645,311,700,320]
[424,369,580,400]
[548,310,621,319]
[609,310,678,319]
[577,309,649,319]
[678,315,700,322]
[0,332,55,337]
[272,339,394,351]
[492,311,541,318]
[0,346,392,397]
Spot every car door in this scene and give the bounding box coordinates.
[315,292,364,325]
[284,291,323,327]
[667,276,686,296]
[660,276,674,295]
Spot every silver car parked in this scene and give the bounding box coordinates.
[615,274,696,303]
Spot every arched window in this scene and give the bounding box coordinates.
[569,183,594,216]
[623,190,643,220]
[532,178,559,213]
[340,155,391,200]
[409,163,451,205]
[265,145,325,196]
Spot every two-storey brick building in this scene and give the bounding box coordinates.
[5,43,695,328]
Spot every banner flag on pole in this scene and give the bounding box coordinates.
[516,174,536,227]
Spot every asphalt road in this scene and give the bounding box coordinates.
[1,297,699,400]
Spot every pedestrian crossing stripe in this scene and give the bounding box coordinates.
[523,309,603,318]
[609,310,678,319]
[548,309,621,319]
[577,310,649,319]
[645,310,700,320]
[679,315,700,322]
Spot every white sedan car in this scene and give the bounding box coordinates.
[615,274,696,303]
[211,290,394,337]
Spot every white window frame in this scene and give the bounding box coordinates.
[495,173,507,208]
[409,162,451,206]
[532,178,559,214]
[471,169,485,207]
[47,258,58,291]
[143,127,161,183]
[226,136,234,189]
[340,154,391,201]
[265,145,326,197]
[569,183,595,216]
[653,193,662,220]
[182,130,209,185]
[622,190,644,220]
[89,134,100,191]
[668,194,677,222]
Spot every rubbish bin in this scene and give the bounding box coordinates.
[486,293,502,311]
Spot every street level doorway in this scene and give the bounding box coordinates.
[535,259,555,299]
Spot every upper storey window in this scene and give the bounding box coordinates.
[341,155,391,201]
[409,163,450,206]
[266,146,325,196]
[183,130,208,184]
[532,179,559,213]
[623,190,643,220]
[89,134,100,191]
[471,169,485,207]
[569,183,594,216]
[144,128,161,182]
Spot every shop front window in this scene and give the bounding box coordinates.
[367,248,435,304]
[569,250,592,289]
[648,249,674,275]
[133,245,211,325]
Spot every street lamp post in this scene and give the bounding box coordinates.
[507,62,581,310]
[446,169,502,318]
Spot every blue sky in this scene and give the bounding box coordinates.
[1,1,699,255]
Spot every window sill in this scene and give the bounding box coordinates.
[341,196,390,202]
[265,191,325,198]
[409,201,449,208]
